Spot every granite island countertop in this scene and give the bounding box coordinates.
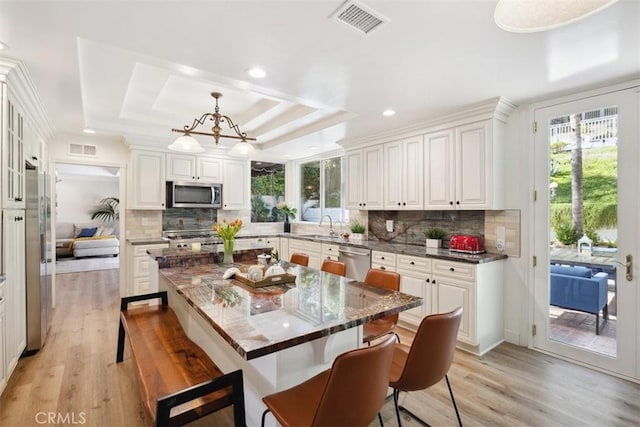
[159,261,422,360]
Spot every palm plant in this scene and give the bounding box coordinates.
[90,197,120,221]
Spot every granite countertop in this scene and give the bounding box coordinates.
[126,237,169,245]
[283,233,507,264]
[160,261,422,360]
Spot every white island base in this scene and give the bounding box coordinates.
[161,279,363,427]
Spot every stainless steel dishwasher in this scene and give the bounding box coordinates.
[338,246,371,281]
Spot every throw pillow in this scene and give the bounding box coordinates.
[77,227,98,238]
[100,226,115,236]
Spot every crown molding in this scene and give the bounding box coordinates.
[340,96,517,150]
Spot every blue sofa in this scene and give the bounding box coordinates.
[550,265,609,334]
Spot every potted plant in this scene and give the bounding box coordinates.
[350,220,366,241]
[90,197,120,222]
[424,227,446,248]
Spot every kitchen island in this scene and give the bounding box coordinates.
[154,259,421,426]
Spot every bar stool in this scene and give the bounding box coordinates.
[363,268,401,345]
[261,334,396,427]
[389,307,464,426]
[289,253,309,267]
[320,259,347,276]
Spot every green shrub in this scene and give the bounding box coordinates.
[424,227,446,239]
[350,220,366,234]
[555,221,578,245]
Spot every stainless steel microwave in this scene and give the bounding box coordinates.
[166,182,222,208]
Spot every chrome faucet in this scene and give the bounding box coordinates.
[319,215,339,238]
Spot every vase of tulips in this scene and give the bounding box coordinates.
[213,218,243,264]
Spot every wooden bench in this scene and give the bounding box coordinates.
[116,291,246,426]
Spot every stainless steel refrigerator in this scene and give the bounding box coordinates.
[25,165,52,354]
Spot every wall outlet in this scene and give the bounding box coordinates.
[386,220,394,232]
[141,217,149,226]
[496,239,505,252]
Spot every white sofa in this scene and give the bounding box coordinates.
[56,222,120,258]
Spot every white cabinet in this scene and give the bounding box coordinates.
[371,251,396,272]
[222,159,248,210]
[384,136,423,210]
[345,145,384,210]
[321,243,339,261]
[424,119,504,210]
[396,255,432,327]
[166,154,223,183]
[288,238,322,269]
[279,237,290,263]
[0,279,6,395]
[431,258,504,355]
[2,210,26,379]
[128,150,166,210]
[3,91,26,209]
[127,242,169,296]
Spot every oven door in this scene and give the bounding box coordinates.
[167,182,222,208]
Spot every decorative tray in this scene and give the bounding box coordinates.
[234,273,297,288]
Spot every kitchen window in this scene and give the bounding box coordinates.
[300,157,344,222]
[250,161,285,222]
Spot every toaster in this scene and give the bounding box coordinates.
[449,235,486,254]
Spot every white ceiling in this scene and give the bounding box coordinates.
[1,1,639,159]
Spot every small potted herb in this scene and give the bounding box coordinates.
[424,227,446,249]
[350,220,366,241]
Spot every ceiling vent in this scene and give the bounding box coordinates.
[68,143,97,157]
[330,0,389,36]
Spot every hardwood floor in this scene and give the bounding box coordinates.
[1,269,638,426]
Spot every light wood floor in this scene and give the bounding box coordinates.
[1,269,638,427]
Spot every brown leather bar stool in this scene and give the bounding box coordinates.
[320,259,347,276]
[289,253,309,267]
[389,307,464,427]
[362,268,402,345]
[261,334,396,427]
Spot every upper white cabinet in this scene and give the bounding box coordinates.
[222,159,248,210]
[424,119,504,210]
[345,145,384,210]
[128,150,166,210]
[166,154,223,183]
[3,91,26,209]
[384,135,423,210]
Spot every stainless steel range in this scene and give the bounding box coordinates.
[163,229,223,248]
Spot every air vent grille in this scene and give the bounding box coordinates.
[330,0,388,36]
[68,143,97,157]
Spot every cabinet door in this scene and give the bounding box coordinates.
[397,273,428,327]
[433,275,474,345]
[3,211,26,374]
[424,129,455,209]
[402,136,424,209]
[456,120,491,209]
[166,154,196,181]
[345,150,363,210]
[383,141,403,209]
[0,298,5,394]
[129,151,166,209]
[4,96,26,209]
[222,160,248,210]
[363,145,384,209]
[197,157,223,182]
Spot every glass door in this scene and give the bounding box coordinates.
[533,87,639,379]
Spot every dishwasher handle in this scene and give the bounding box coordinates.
[338,248,371,257]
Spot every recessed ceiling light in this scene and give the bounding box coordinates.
[309,146,319,150]
[0,41,9,50]
[247,67,266,79]
[83,128,96,134]
[382,109,396,117]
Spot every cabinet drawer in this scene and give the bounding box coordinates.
[133,243,168,257]
[289,239,321,254]
[321,243,339,259]
[432,259,475,281]
[397,255,431,273]
[371,251,396,267]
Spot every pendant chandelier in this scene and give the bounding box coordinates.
[169,92,256,153]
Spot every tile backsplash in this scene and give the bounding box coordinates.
[162,207,217,231]
[368,210,484,247]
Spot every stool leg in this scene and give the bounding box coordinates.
[445,374,463,427]
[116,318,125,363]
[261,409,271,427]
